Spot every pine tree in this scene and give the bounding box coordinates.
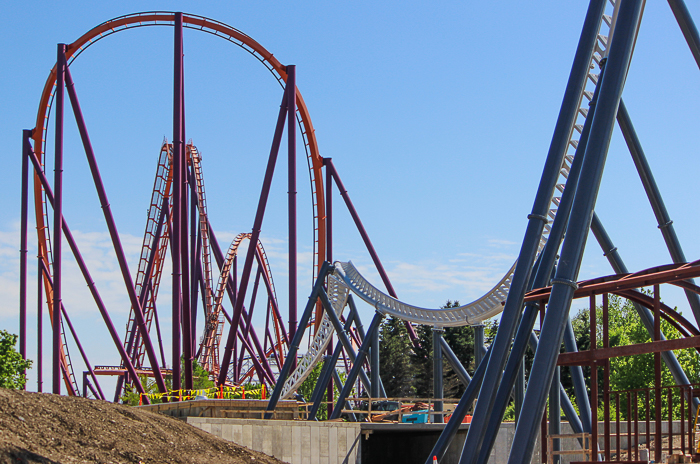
[378,316,416,398]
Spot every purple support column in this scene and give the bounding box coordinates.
[38,259,105,400]
[25,134,150,399]
[62,66,163,396]
[179,32,193,390]
[37,255,43,392]
[287,66,298,357]
[325,159,419,342]
[171,12,184,393]
[19,130,30,383]
[217,86,290,386]
[190,167,199,356]
[237,266,262,374]
[52,44,66,395]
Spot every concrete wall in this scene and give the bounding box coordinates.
[187,417,547,464]
[188,417,362,464]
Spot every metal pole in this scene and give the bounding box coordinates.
[287,65,298,353]
[308,304,359,420]
[461,1,607,457]
[617,99,700,324]
[265,262,332,417]
[667,0,700,69]
[19,130,30,382]
[324,158,334,414]
[26,123,150,400]
[369,314,386,398]
[52,44,66,395]
[507,2,644,462]
[171,11,184,393]
[515,362,525,423]
[237,266,262,375]
[330,311,384,420]
[317,289,372,392]
[439,336,471,387]
[433,327,444,424]
[179,41,193,390]
[325,158,419,343]
[63,66,163,395]
[37,255,43,392]
[218,85,290,386]
[549,366,561,464]
[474,324,484,368]
[425,347,491,464]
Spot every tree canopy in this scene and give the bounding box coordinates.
[0,330,32,390]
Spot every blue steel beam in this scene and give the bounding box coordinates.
[506,2,644,462]
[329,312,384,420]
[424,348,491,464]
[265,262,332,418]
[617,100,700,325]
[458,1,606,459]
[474,53,609,461]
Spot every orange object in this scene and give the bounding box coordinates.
[242,386,246,399]
[220,385,223,399]
[139,394,142,406]
[433,456,438,463]
[463,415,472,424]
[262,384,266,400]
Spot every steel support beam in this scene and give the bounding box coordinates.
[329,311,384,420]
[439,336,471,387]
[617,99,700,325]
[667,0,700,68]
[507,3,644,461]
[590,213,693,389]
[218,82,291,386]
[424,348,491,464]
[265,262,332,418]
[52,43,66,394]
[325,159,418,344]
[63,64,164,395]
[433,328,444,423]
[19,130,30,383]
[287,65,298,353]
[460,2,606,459]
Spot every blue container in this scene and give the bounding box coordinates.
[402,410,429,424]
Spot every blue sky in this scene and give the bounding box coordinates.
[1,1,699,393]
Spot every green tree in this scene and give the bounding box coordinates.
[379,316,416,398]
[567,294,700,420]
[0,330,32,390]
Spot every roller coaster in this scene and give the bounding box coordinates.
[16,2,700,463]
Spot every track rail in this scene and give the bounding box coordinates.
[198,233,284,380]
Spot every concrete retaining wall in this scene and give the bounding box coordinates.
[188,417,361,464]
[187,417,546,464]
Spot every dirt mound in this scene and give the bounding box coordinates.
[0,388,287,463]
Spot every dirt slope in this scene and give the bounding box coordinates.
[0,389,287,464]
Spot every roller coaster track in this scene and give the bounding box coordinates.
[279,272,350,399]
[198,233,284,380]
[31,12,325,394]
[188,143,215,322]
[121,141,172,379]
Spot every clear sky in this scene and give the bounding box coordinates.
[1,1,699,394]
